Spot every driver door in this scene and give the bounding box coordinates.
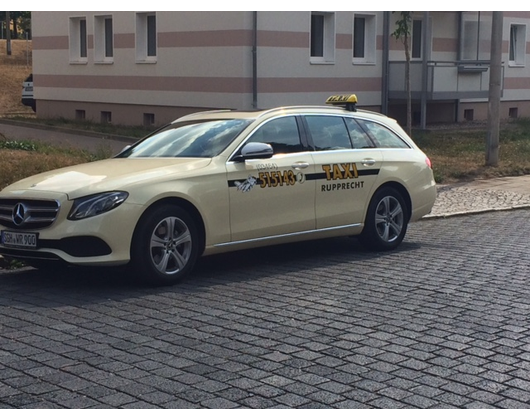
[226,116,315,242]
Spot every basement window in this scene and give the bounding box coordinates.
[101,111,112,124]
[464,109,474,121]
[75,110,86,120]
[143,113,155,126]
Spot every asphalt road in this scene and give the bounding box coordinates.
[1,209,530,408]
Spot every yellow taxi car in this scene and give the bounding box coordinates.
[0,95,436,285]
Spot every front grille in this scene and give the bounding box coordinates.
[0,199,60,230]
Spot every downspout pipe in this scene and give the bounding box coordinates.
[381,11,390,115]
[420,11,429,129]
[252,11,258,109]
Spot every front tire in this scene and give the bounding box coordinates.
[360,187,408,251]
[131,205,199,286]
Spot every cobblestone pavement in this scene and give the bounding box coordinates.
[428,176,530,218]
[1,209,530,408]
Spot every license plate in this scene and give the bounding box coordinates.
[1,230,38,249]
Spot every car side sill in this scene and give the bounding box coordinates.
[213,223,362,248]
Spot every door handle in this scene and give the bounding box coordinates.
[292,162,309,170]
[361,159,376,166]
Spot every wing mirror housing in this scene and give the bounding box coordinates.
[233,142,274,162]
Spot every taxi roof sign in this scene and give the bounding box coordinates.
[326,94,358,111]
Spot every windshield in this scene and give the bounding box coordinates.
[118,119,252,158]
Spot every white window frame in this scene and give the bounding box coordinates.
[69,16,88,64]
[310,11,335,64]
[352,13,376,65]
[94,15,114,64]
[510,23,527,67]
[136,12,157,63]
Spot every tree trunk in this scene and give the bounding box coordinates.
[6,11,11,55]
[486,12,503,166]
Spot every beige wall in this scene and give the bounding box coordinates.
[31,11,530,126]
[32,11,388,125]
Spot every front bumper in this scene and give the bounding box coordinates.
[0,191,144,266]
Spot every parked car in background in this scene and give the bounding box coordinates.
[21,74,35,112]
[0,94,436,286]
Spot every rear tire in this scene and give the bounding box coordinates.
[360,187,408,251]
[131,204,199,286]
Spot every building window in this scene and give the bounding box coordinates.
[136,12,157,62]
[101,111,112,124]
[95,15,113,63]
[310,12,335,63]
[75,110,86,120]
[509,107,519,118]
[411,19,422,59]
[143,113,155,126]
[352,14,375,64]
[69,17,87,63]
[464,109,474,121]
[461,12,490,61]
[510,24,526,67]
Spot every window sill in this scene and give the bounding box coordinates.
[95,60,114,65]
[352,60,376,66]
[69,60,88,65]
[310,58,335,65]
[136,58,157,64]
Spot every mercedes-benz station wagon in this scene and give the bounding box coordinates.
[0,95,436,286]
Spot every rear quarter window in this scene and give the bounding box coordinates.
[359,120,410,149]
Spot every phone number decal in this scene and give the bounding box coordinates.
[259,170,296,188]
[232,170,303,192]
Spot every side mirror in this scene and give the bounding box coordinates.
[233,142,274,162]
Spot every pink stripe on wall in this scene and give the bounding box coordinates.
[35,74,382,94]
[259,77,381,93]
[336,34,351,50]
[504,77,530,90]
[158,30,253,48]
[33,30,313,50]
[36,74,251,93]
[258,30,308,48]
[33,36,69,50]
[114,33,134,49]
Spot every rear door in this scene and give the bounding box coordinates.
[303,115,383,229]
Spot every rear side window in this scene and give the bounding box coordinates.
[305,115,352,151]
[344,118,374,149]
[245,116,304,154]
[358,120,410,149]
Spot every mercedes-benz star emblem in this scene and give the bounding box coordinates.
[12,203,29,226]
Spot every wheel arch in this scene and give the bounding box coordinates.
[371,181,412,222]
[131,197,206,257]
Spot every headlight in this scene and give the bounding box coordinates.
[68,191,129,220]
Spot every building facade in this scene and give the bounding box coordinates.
[31,11,530,127]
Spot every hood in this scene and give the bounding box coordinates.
[2,157,212,198]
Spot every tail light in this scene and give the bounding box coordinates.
[425,156,432,169]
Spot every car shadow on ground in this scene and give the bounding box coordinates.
[0,236,423,308]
